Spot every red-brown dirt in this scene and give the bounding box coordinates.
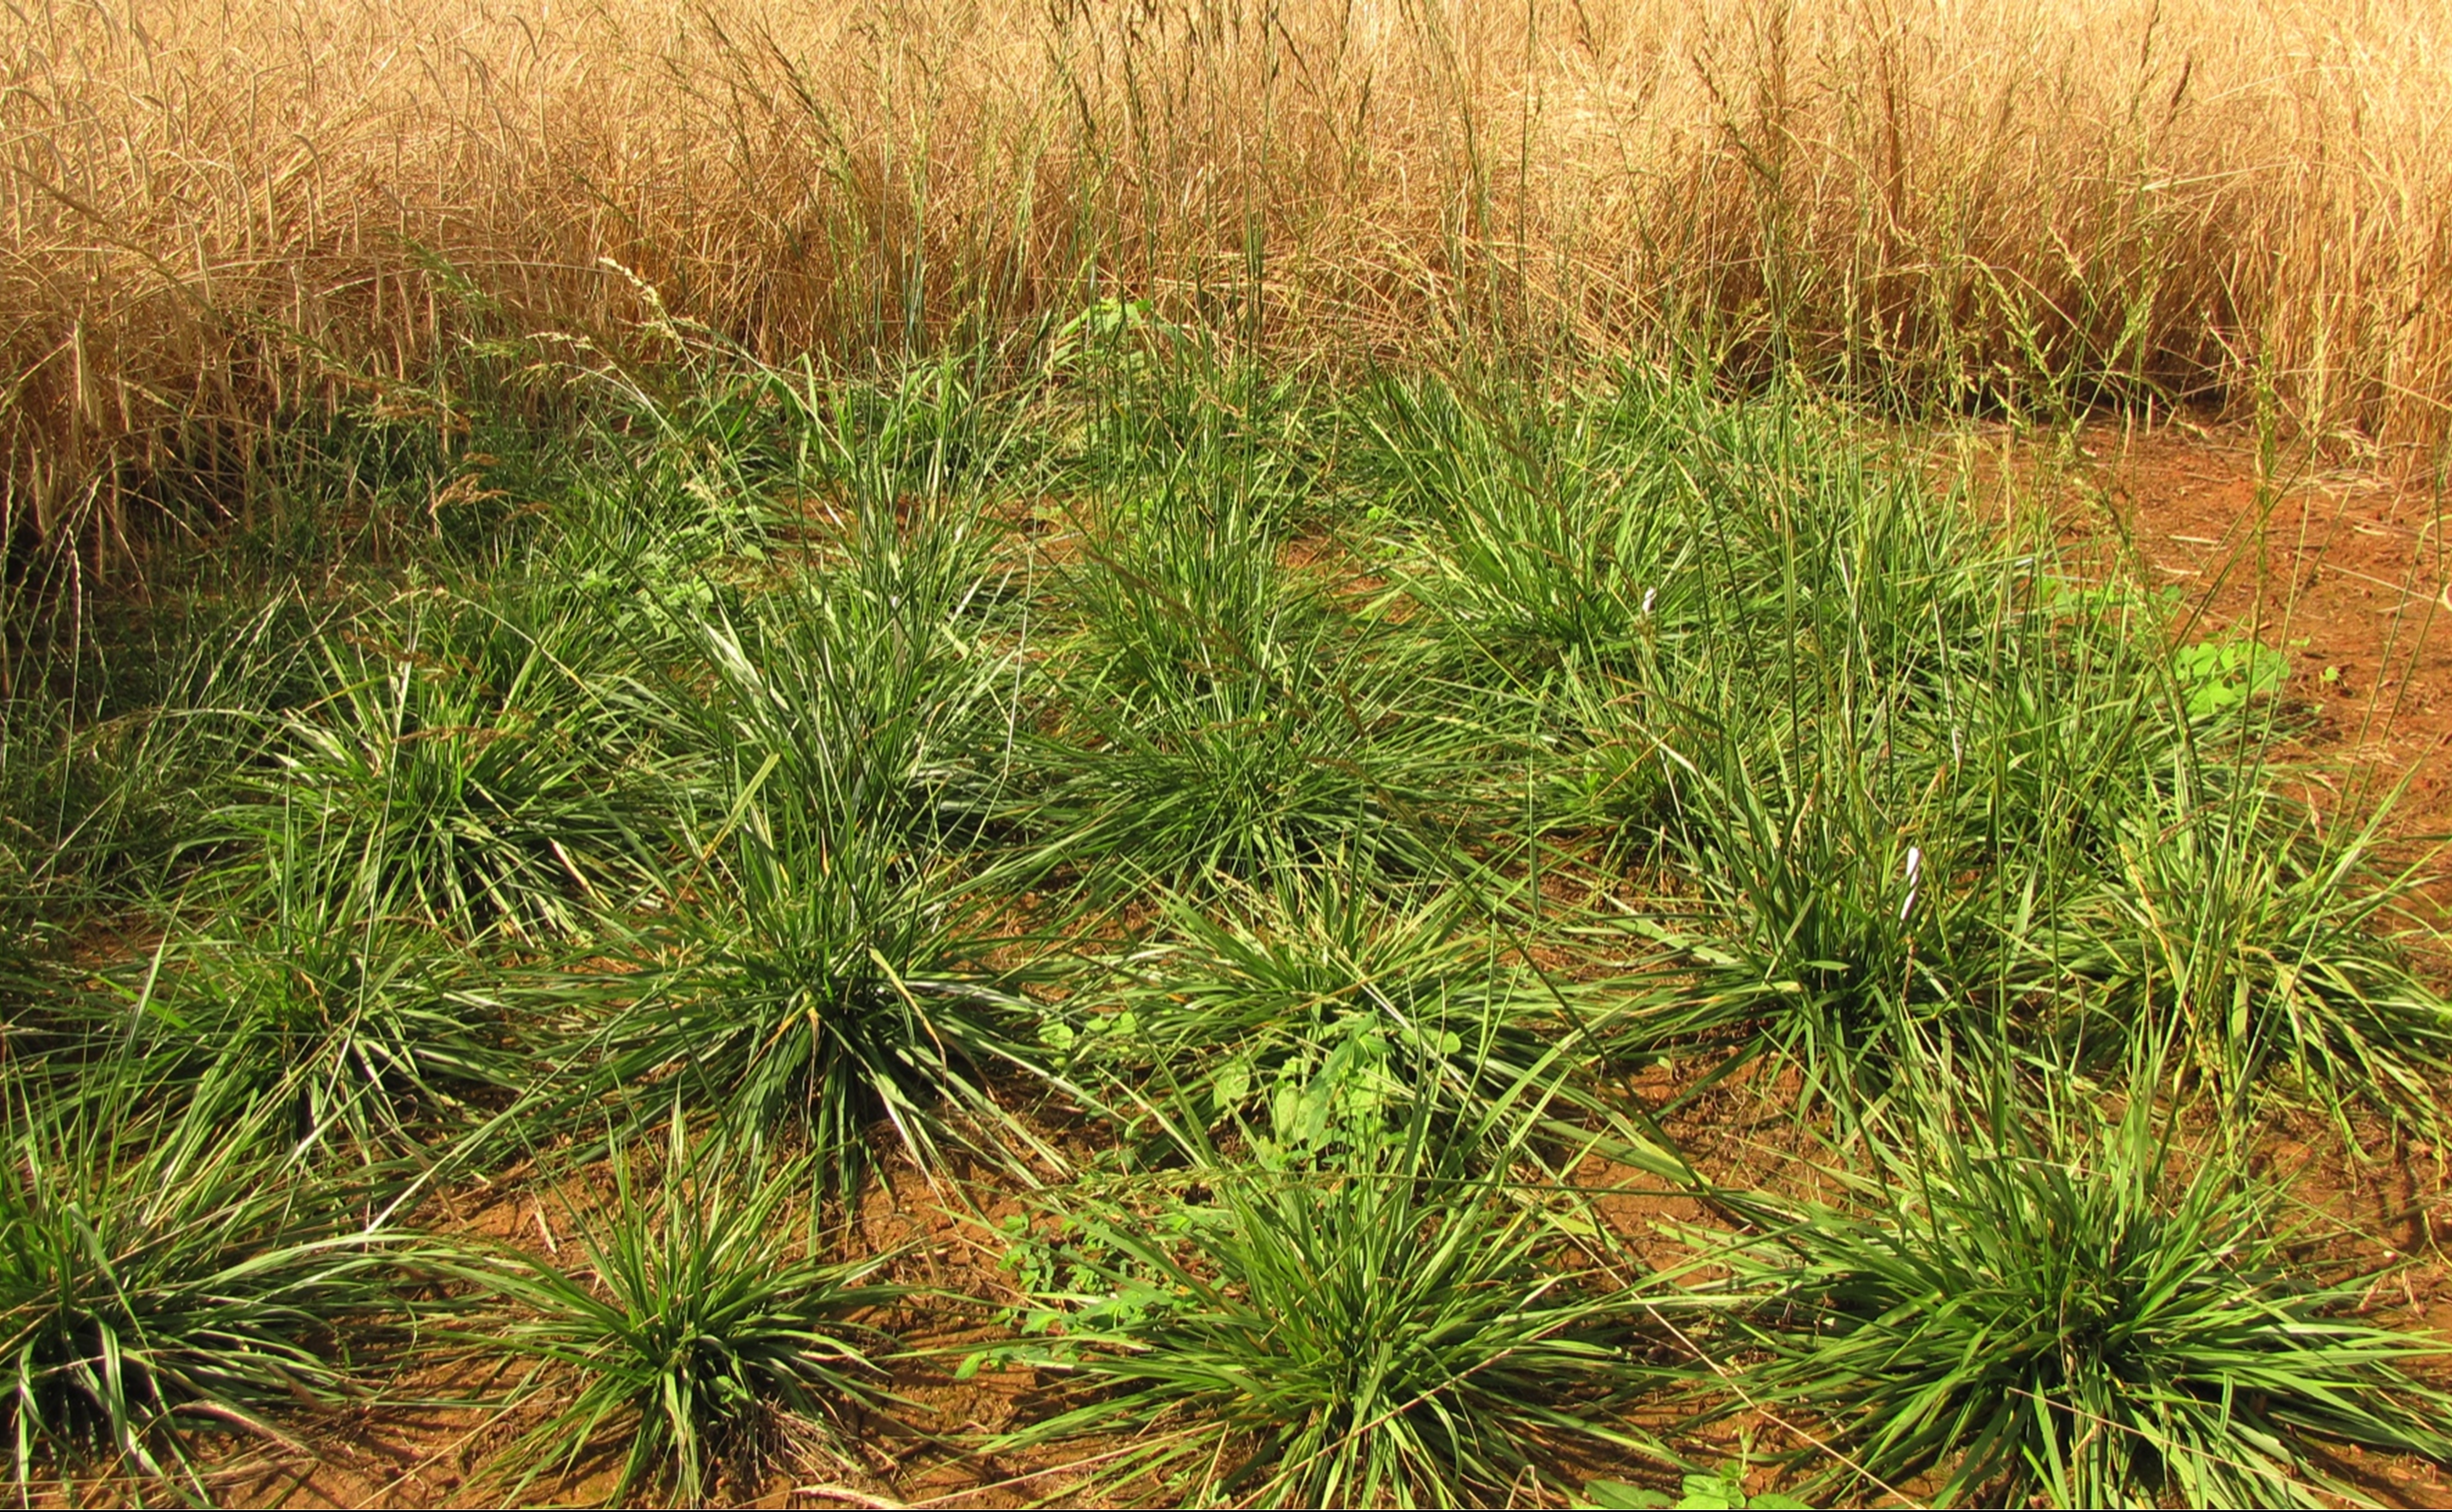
[1963,423,2452,831]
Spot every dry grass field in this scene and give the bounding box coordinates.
[8,0,2452,555]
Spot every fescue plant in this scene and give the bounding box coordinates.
[455,1118,905,1506]
[1721,1073,2452,1507]
[588,522,1049,1188]
[0,1071,410,1497]
[2063,753,2452,1127]
[595,810,1044,1191]
[1355,374,1702,683]
[0,591,325,920]
[109,861,522,1156]
[1001,1103,1676,1507]
[1631,703,1990,1105]
[1030,489,1478,886]
[235,589,648,939]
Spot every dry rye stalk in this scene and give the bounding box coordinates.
[5,0,2450,558]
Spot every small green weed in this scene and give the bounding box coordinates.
[1585,1465,1812,1509]
[2171,635,2290,723]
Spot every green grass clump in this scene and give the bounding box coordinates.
[0,1081,407,1495]
[1028,489,1477,887]
[1724,1088,2452,1507]
[1354,374,1702,681]
[112,866,520,1154]
[456,1121,904,1505]
[1004,1110,1672,1507]
[0,594,323,921]
[599,814,1042,1188]
[1631,705,1992,1104]
[241,590,647,939]
[585,527,1046,1187]
[645,501,1022,854]
[2063,758,2452,1124]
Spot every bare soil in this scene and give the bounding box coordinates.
[1963,423,2452,829]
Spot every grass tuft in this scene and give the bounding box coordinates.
[0,1077,408,1496]
[1001,1107,1674,1507]
[456,1119,906,1505]
[1725,1083,2452,1507]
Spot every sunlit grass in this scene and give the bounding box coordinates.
[4,348,2448,1502]
[1716,1071,2452,1507]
